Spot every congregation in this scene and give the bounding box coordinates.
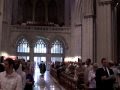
[0,56,120,90]
[50,58,120,90]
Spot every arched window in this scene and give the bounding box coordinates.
[51,40,63,54]
[51,40,64,62]
[17,38,30,61]
[34,39,47,53]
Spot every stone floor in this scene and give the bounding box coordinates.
[33,65,65,90]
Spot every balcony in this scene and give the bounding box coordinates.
[9,25,71,33]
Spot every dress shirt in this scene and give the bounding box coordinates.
[88,70,96,88]
[0,71,22,90]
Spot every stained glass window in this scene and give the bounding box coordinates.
[17,38,30,53]
[34,39,47,53]
[51,40,63,54]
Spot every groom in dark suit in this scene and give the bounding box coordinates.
[96,58,115,90]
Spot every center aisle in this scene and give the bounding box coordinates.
[33,65,65,90]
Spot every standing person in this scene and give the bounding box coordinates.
[0,58,22,90]
[24,67,34,90]
[14,59,26,90]
[0,56,5,72]
[74,60,85,90]
[39,61,46,76]
[84,58,93,89]
[88,63,98,90]
[96,58,115,90]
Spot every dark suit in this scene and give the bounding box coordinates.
[96,67,115,90]
[0,63,4,72]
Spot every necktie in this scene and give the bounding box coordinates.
[104,67,110,77]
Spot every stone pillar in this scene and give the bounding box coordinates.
[32,0,37,22]
[96,0,112,64]
[65,0,71,26]
[1,0,15,54]
[30,45,34,62]
[44,0,48,23]
[81,0,94,62]
[82,17,93,62]
[71,26,82,58]
[11,0,19,24]
[46,44,51,70]
[70,0,83,61]
[0,0,3,51]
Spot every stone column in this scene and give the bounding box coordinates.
[46,44,51,70]
[1,0,9,52]
[70,0,82,60]
[30,45,34,62]
[96,0,112,64]
[82,17,93,62]
[32,0,37,22]
[11,0,19,24]
[65,0,71,26]
[81,0,94,62]
[0,0,3,51]
[44,0,48,23]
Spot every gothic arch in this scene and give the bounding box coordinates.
[12,34,31,49]
[50,36,68,50]
[33,35,49,49]
[32,35,49,47]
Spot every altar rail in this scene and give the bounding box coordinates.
[9,25,71,33]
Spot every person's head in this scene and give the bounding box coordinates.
[93,63,98,71]
[14,59,21,70]
[86,58,91,65]
[4,58,15,71]
[108,60,115,67]
[101,58,108,67]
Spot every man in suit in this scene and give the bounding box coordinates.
[96,58,115,90]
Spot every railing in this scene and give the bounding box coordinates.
[9,25,71,33]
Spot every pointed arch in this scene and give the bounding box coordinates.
[51,40,64,54]
[17,38,30,53]
[16,37,30,61]
[50,37,66,63]
[34,38,47,53]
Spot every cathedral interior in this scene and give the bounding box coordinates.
[0,0,119,64]
[0,0,120,90]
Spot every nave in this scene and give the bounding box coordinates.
[33,65,65,90]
